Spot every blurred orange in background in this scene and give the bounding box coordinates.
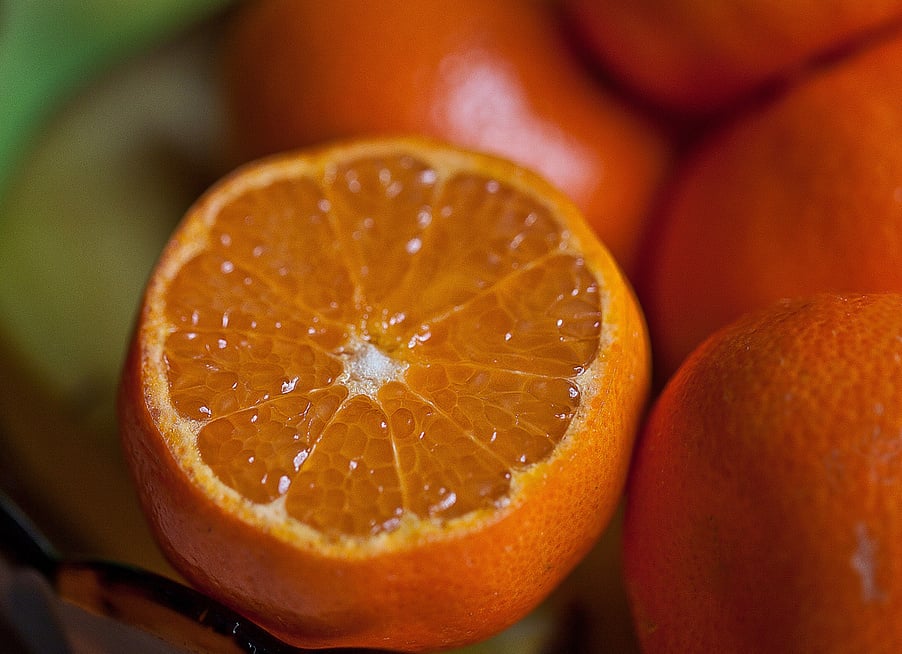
[562,0,902,116]
[638,27,902,382]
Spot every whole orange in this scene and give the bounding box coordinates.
[624,293,902,653]
[118,137,651,652]
[220,0,671,278]
[563,0,902,115]
[639,28,902,382]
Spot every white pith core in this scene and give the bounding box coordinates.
[337,337,409,398]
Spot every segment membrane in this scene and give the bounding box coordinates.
[406,254,602,377]
[378,381,513,522]
[371,172,566,347]
[285,395,403,537]
[325,154,439,316]
[196,387,348,504]
[403,363,579,466]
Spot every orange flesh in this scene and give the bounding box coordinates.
[160,153,602,540]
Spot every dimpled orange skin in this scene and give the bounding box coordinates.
[563,0,902,115]
[117,139,651,652]
[220,0,670,279]
[623,294,902,653]
[639,29,902,383]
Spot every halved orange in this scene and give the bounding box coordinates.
[117,137,650,651]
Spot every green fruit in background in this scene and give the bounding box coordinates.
[0,30,224,410]
[0,0,232,200]
[0,8,227,573]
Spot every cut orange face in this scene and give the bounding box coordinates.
[118,137,650,652]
